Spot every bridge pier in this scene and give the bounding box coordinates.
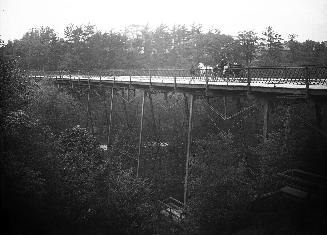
[136,90,146,178]
[121,88,129,128]
[86,77,94,135]
[184,94,194,206]
[107,86,115,147]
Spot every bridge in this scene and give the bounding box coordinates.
[29,66,327,97]
[28,66,327,207]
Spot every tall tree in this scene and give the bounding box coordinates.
[236,30,259,66]
[260,26,283,65]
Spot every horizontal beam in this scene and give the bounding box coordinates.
[50,76,327,97]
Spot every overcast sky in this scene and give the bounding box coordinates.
[0,0,326,43]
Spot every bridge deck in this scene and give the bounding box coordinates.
[48,75,327,96]
[29,67,327,96]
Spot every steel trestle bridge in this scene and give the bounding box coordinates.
[27,66,327,210]
[29,66,327,97]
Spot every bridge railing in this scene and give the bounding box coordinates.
[27,66,327,86]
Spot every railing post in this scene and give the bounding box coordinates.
[174,76,177,90]
[129,73,132,86]
[70,74,73,89]
[247,67,251,91]
[149,69,152,86]
[305,66,310,98]
[205,69,209,95]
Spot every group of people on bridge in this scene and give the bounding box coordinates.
[190,58,244,78]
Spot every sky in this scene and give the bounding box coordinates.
[0,0,326,43]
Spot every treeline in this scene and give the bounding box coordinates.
[1,24,327,71]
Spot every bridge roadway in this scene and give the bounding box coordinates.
[30,67,327,97]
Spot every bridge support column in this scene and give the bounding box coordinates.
[183,93,189,127]
[184,94,194,206]
[121,89,129,128]
[136,90,146,178]
[107,86,114,147]
[263,99,269,143]
[86,77,94,135]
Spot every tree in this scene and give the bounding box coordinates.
[237,30,259,66]
[14,27,59,70]
[260,26,284,65]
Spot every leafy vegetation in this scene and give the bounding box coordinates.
[2,24,327,72]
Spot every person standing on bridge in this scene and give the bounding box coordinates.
[219,58,228,77]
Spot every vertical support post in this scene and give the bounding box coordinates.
[121,89,129,128]
[305,66,310,98]
[107,86,115,147]
[184,94,194,206]
[55,75,58,88]
[263,99,269,143]
[183,93,189,127]
[205,69,209,95]
[70,74,73,89]
[136,90,146,178]
[174,76,177,90]
[149,69,152,86]
[88,76,94,135]
[247,68,251,92]
[129,70,132,86]
[86,77,90,131]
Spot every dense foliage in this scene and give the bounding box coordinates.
[1,24,327,72]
